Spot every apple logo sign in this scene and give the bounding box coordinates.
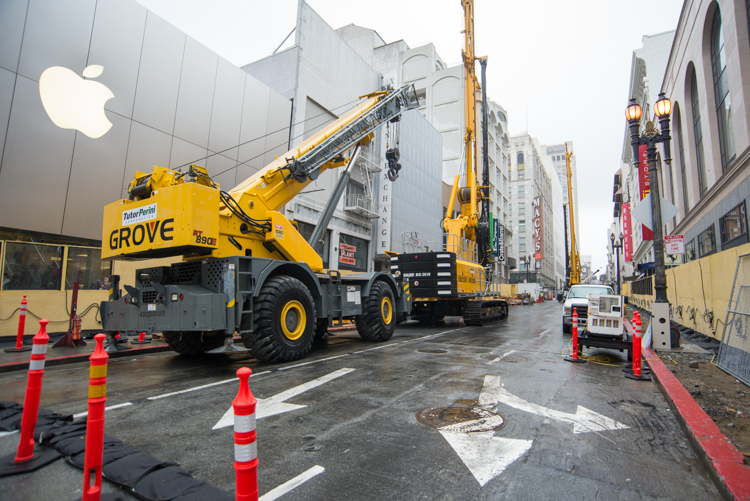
[39,65,114,139]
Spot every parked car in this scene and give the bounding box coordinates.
[562,284,615,334]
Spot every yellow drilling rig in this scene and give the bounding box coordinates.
[390,0,509,324]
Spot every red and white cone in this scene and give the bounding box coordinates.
[5,295,31,353]
[82,334,109,501]
[0,320,62,476]
[564,307,585,363]
[626,313,651,381]
[233,367,258,501]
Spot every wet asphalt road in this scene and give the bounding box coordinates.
[0,301,720,500]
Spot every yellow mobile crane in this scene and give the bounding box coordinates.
[565,143,582,286]
[390,0,508,324]
[100,85,419,363]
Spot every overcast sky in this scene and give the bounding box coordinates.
[135,0,684,276]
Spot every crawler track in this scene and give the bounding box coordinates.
[462,300,509,326]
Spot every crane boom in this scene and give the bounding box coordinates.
[102,84,418,271]
[566,143,581,285]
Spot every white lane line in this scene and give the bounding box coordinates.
[353,330,460,355]
[259,465,325,501]
[147,371,271,400]
[0,430,19,438]
[73,402,133,419]
[279,355,349,371]
[280,330,460,369]
[400,330,461,344]
[487,350,517,364]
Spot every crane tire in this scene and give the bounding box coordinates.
[355,281,396,342]
[163,330,225,355]
[242,275,315,363]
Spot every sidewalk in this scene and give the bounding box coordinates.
[0,333,171,373]
[623,317,750,501]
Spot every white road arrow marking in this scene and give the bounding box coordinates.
[213,368,355,430]
[439,431,532,487]
[259,465,325,501]
[478,375,629,434]
[487,350,517,364]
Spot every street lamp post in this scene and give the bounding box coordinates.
[610,232,624,295]
[625,93,672,304]
[525,255,531,283]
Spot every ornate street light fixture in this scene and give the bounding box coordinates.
[625,93,672,304]
[610,232,624,295]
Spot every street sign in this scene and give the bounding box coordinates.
[665,235,684,255]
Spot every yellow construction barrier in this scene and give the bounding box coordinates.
[626,242,750,340]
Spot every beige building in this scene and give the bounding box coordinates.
[659,0,750,261]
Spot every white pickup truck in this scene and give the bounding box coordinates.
[562,284,615,334]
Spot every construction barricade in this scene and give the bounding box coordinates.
[0,319,62,476]
[233,367,258,501]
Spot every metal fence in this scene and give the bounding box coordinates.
[717,253,750,386]
[631,275,653,296]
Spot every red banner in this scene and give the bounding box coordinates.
[638,145,653,241]
[622,202,633,262]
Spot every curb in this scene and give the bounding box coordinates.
[625,318,750,501]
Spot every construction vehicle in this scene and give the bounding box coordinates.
[99,84,419,363]
[390,0,509,325]
[565,143,582,288]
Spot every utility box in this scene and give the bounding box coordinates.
[651,302,672,350]
[587,295,624,337]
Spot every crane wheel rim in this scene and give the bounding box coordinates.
[381,296,393,324]
[281,300,306,340]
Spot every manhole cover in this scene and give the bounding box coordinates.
[500,355,528,363]
[417,349,448,354]
[416,404,505,433]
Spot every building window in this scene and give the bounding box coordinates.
[517,152,524,166]
[519,220,525,232]
[697,225,716,257]
[2,242,64,290]
[346,180,365,199]
[65,247,110,290]
[720,202,747,246]
[338,234,368,272]
[711,8,736,171]
[518,186,525,198]
[690,71,708,196]
[676,106,689,214]
[518,202,525,215]
[685,239,697,261]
